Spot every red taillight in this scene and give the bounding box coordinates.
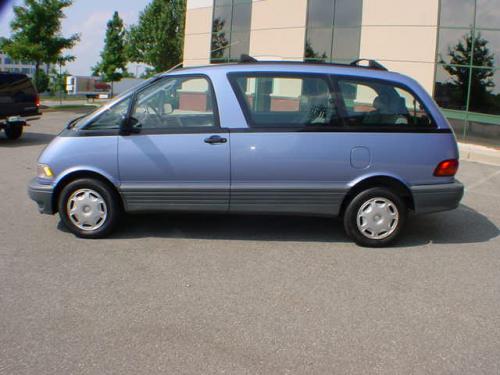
[434,159,459,177]
[35,94,40,107]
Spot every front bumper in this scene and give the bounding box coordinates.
[411,180,464,214]
[28,178,55,215]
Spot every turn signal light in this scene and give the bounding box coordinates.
[434,159,459,177]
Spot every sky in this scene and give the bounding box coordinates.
[0,0,152,75]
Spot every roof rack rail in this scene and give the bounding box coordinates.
[236,54,389,71]
[166,62,183,73]
[349,59,388,71]
[240,54,258,63]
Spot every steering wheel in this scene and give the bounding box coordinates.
[145,102,164,127]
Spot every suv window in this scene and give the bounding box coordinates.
[336,78,434,128]
[230,74,338,128]
[0,74,36,104]
[131,76,217,130]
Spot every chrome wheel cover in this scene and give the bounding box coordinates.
[356,197,399,240]
[66,189,108,231]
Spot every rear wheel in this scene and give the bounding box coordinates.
[4,125,23,140]
[58,178,120,238]
[343,187,407,247]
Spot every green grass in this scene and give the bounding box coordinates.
[42,104,99,113]
[41,95,92,102]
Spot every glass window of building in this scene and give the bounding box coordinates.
[436,0,500,146]
[304,0,363,63]
[439,0,475,28]
[210,0,252,63]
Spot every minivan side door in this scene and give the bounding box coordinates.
[118,75,230,212]
[227,72,350,216]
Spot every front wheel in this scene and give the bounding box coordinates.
[58,178,120,238]
[343,187,407,247]
[4,125,23,140]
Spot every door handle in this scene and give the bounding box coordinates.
[204,135,227,144]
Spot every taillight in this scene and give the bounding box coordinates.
[434,159,459,177]
[35,95,40,107]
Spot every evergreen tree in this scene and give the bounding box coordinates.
[127,0,186,74]
[0,0,79,90]
[440,30,495,110]
[93,11,128,95]
[210,18,229,61]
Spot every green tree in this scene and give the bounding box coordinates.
[127,0,186,74]
[0,0,79,90]
[440,30,495,110]
[92,11,128,95]
[210,18,229,62]
[34,68,50,92]
[49,66,69,97]
[304,40,328,62]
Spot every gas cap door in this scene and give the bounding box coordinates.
[350,146,371,169]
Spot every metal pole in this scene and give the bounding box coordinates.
[59,63,62,105]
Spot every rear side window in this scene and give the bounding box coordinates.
[336,78,434,128]
[229,73,339,128]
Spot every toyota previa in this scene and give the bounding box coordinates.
[28,58,464,247]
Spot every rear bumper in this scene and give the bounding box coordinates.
[28,179,55,215]
[411,180,464,214]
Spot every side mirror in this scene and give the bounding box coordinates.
[164,103,173,114]
[120,116,141,135]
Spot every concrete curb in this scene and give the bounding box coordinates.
[459,143,500,166]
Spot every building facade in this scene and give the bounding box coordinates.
[0,51,49,77]
[183,0,500,146]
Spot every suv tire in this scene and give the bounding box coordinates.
[5,125,23,140]
[58,178,120,239]
[344,187,407,247]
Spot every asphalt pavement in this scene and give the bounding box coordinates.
[0,112,499,374]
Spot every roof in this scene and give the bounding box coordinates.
[162,61,413,86]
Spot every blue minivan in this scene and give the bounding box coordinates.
[28,59,464,247]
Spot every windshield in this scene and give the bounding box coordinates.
[68,76,160,130]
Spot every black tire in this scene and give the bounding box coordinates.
[343,187,407,247]
[4,125,23,140]
[58,178,120,239]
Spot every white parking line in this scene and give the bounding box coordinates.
[465,169,500,192]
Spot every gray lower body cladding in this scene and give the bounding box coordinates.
[28,179,55,215]
[120,187,347,216]
[410,181,464,214]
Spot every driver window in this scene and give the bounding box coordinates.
[131,76,217,130]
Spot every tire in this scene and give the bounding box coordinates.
[58,178,120,238]
[4,125,23,140]
[343,187,407,247]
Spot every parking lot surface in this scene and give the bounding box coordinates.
[1,112,499,374]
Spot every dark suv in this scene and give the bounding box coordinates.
[0,72,40,140]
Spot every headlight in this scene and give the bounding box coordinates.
[37,164,54,179]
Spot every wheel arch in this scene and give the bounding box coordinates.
[340,175,414,217]
[52,170,123,214]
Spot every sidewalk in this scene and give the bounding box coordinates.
[459,142,500,166]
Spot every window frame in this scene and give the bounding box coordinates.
[227,71,343,130]
[331,75,439,131]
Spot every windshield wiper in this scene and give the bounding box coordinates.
[66,115,87,129]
